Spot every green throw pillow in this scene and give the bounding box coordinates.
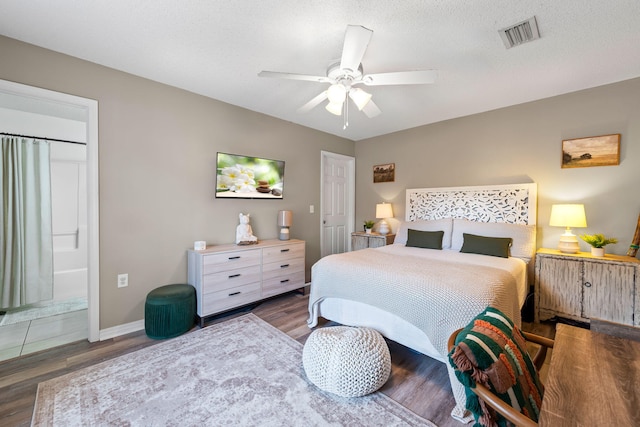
[406,229,444,250]
[448,307,545,427]
[460,233,512,258]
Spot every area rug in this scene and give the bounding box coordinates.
[32,313,436,426]
[0,297,87,326]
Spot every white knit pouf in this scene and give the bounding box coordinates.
[302,326,391,397]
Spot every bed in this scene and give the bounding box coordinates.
[307,183,537,423]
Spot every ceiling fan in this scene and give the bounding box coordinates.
[258,25,437,128]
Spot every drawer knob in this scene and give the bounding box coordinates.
[584,281,592,288]
[229,273,241,278]
[280,264,290,268]
[280,279,290,283]
[280,249,290,252]
[228,291,241,296]
[228,256,241,260]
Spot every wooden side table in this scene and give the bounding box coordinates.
[351,232,395,251]
[534,248,640,326]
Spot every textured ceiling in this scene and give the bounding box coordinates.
[1,0,639,141]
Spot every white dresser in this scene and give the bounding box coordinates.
[188,239,305,326]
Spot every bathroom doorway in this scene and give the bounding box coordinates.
[0,79,99,358]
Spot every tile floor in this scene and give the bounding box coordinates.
[0,309,88,362]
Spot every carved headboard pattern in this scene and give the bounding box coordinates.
[406,183,537,225]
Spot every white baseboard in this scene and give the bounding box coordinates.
[99,287,312,341]
[99,319,145,341]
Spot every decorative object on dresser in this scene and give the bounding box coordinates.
[32,314,436,426]
[548,203,587,253]
[579,233,618,257]
[277,210,293,240]
[535,248,640,327]
[628,212,640,257]
[235,212,258,245]
[351,231,395,251]
[188,239,305,326]
[376,202,393,235]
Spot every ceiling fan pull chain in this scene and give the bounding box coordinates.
[343,95,349,129]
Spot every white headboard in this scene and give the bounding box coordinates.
[405,183,537,225]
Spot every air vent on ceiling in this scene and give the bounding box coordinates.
[499,16,540,49]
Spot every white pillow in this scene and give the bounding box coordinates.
[394,218,453,249]
[451,219,536,260]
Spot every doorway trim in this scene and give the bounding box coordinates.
[0,79,100,342]
[320,151,355,256]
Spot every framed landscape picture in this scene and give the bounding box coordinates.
[373,163,395,183]
[561,134,620,168]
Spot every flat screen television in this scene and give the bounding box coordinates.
[215,152,285,199]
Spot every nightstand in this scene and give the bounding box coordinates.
[534,248,640,327]
[351,232,395,251]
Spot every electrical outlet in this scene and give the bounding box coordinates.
[117,273,128,288]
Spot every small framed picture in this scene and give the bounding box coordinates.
[373,163,395,183]
[561,134,620,168]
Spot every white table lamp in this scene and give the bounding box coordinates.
[376,203,394,235]
[549,204,587,253]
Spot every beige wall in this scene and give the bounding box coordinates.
[0,36,354,329]
[355,77,640,256]
[3,33,639,330]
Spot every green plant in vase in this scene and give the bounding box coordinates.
[580,233,618,257]
[363,220,375,233]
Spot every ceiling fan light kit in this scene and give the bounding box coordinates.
[326,83,347,104]
[349,88,372,110]
[259,24,437,129]
[325,100,343,116]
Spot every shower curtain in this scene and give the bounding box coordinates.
[0,136,54,309]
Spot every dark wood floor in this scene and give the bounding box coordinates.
[0,292,554,427]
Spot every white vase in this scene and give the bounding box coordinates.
[591,247,605,257]
[365,228,372,234]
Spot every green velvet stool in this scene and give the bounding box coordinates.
[145,284,196,339]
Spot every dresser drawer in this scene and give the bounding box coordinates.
[201,281,262,314]
[203,264,261,292]
[262,270,305,298]
[262,257,304,280]
[202,249,261,274]
[262,242,304,264]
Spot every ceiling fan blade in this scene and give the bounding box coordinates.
[340,25,373,73]
[297,91,328,113]
[362,99,381,118]
[258,70,332,83]
[361,70,437,86]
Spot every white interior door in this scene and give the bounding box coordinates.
[320,151,355,257]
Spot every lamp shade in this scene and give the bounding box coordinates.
[325,101,343,116]
[326,84,347,104]
[277,210,293,227]
[348,88,372,110]
[376,203,393,219]
[549,204,587,228]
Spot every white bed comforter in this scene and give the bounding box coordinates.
[308,245,527,421]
